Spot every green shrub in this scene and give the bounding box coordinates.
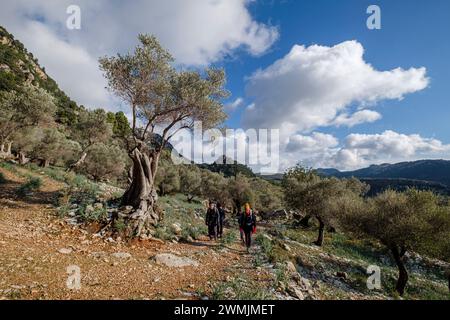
[0,172,7,184]
[114,218,127,232]
[17,176,42,196]
[181,224,206,241]
[78,204,107,223]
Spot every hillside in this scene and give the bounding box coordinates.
[198,156,256,178]
[318,160,450,195]
[0,26,81,124]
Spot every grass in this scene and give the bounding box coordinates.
[156,193,206,241]
[17,176,42,196]
[210,276,274,300]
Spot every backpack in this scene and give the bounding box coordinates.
[244,212,254,227]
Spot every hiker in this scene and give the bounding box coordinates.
[205,202,219,241]
[237,208,245,245]
[217,203,226,238]
[239,203,256,251]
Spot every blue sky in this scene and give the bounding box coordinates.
[223,0,450,142]
[1,0,449,172]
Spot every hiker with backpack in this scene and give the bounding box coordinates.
[239,203,256,251]
[217,203,226,238]
[205,202,219,241]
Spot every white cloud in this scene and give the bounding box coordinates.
[224,97,244,112]
[286,132,338,153]
[243,40,429,134]
[0,0,278,109]
[15,21,112,109]
[333,110,382,127]
[282,130,450,171]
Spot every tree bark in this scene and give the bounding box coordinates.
[391,245,409,296]
[121,148,161,237]
[18,152,29,165]
[67,152,87,172]
[298,215,311,228]
[0,142,13,159]
[314,216,325,246]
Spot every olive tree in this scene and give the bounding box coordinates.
[227,173,255,213]
[81,143,128,182]
[68,109,113,171]
[0,85,56,159]
[282,165,368,246]
[12,127,79,166]
[99,34,227,236]
[201,170,229,205]
[340,189,449,296]
[179,164,202,202]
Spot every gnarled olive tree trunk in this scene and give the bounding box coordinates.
[0,142,12,159]
[314,216,325,246]
[391,245,409,296]
[121,148,162,237]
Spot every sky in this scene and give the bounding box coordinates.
[1,0,449,173]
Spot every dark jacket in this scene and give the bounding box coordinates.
[205,208,219,226]
[218,207,226,220]
[239,211,256,231]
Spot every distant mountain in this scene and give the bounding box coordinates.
[198,155,255,178]
[318,160,450,186]
[318,159,450,195]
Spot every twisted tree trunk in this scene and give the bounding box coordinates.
[0,142,13,159]
[67,152,87,172]
[314,216,325,246]
[121,148,161,237]
[391,245,408,296]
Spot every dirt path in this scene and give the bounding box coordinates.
[0,167,272,300]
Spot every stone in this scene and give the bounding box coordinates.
[282,243,292,252]
[93,203,103,210]
[285,261,297,274]
[336,271,348,279]
[287,285,305,300]
[171,223,182,235]
[262,234,273,241]
[152,253,199,268]
[58,248,72,254]
[111,252,131,259]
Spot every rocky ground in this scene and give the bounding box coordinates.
[0,166,274,300]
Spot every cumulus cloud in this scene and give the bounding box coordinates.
[286,132,338,153]
[332,110,382,128]
[0,0,278,108]
[336,130,449,168]
[283,130,450,171]
[224,97,244,112]
[243,40,429,133]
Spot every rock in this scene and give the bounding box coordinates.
[58,248,72,254]
[152,253,199,268]
[171,223,182,235]
[262,234,273,241]
[85,205,94,214]
[299,277,312,291]
[119,206,134,214]
[336,271,348,279]
[282,243,292,252]
[287,285,305,300]
[285,261,297,274]
[93,203,103,210]
[68,211,76,217]
[111,252,131,259]
[186,236,194,243]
